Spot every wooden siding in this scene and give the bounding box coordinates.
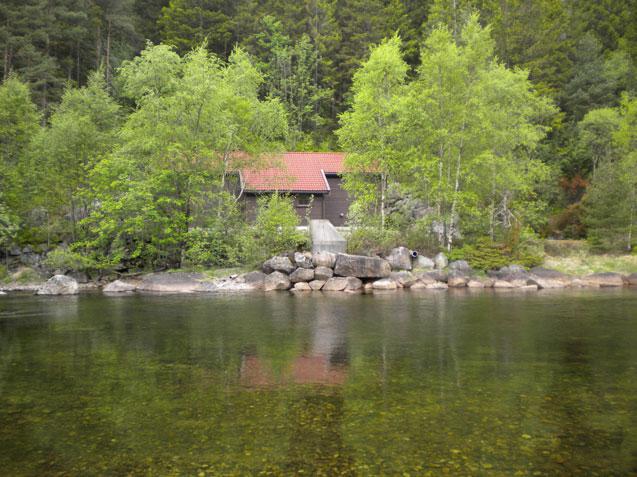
[324,176,349,226]
[240,176,349,226]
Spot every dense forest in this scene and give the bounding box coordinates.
[1,0,636,274]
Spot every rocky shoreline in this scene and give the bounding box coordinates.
[2,247,636,296]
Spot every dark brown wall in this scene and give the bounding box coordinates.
[241,193,325,225]
[324,176,349,226]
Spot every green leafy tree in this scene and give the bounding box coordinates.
[336,35,408,230]
[576,107,621,178]
[83,44,287,269]
[28,71,121,241]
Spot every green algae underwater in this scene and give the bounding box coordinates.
[0,289,636,476]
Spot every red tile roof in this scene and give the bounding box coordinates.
[240,152,346,193]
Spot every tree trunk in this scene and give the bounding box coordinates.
[96,24,101,69]
[105,19,112,88]
[380,173,386,230]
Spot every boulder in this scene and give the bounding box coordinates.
[289,268,314,283]
[390,271,416,288]
[294,251,314,269]
[238,271,267,289]
[314,266,334,281]
[466,280,485,288]
[415,270,448,283]
[520,284,539,291]
[448,274,468,288]
[426,282,448,289]
[264,271,292,291]
[136,272,204,293]
[413,255,435,270]
[344,277,363,292]
[493,280,514,289]
[333,253,391,278]
[263,256,295,274]
[627,273,637,286]
[449,260,471,272]
[582,272,625,287]
[309,280,326,291]
[312,251,337,268]
[409,280,428,289]
[385,247,412,271]
[529,267,572,289]
[103,280,137,293]
[36,275,79,295]
[433,252,448,269]
[0,290,6,295]
[322,277,349,291]
[372,278,398,290]
[292,282,312,292]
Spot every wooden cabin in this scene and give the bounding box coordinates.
[233,152,350,226]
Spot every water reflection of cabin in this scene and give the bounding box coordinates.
[231,152,350,226]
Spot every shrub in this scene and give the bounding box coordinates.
[43,247,96,273]
[347,226,400,255]
[449,235,544,271]
[12,267,42,284]
[0,264,8,283]
[249,194,308,262]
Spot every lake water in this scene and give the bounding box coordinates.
[1,289,636,476]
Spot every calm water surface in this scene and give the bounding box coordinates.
[0,289,636,476]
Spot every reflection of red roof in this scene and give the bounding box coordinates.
[240,152,346,193]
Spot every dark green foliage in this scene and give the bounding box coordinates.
[449,236,543,271]
[250,193,308,262]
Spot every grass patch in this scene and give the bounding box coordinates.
[543,253,637,275]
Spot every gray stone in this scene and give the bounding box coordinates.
[312,251,337,268]
[449,260,471,272]
[309,280,325,291]
[493,280,514,289]
[292,282,312,292]
[434,252,448,269]
[334,253,391,278]
[582,272,625,287]
[263,256,296,274]
[103,280,137,293]
[372,278,398,290]
[426,282,448,289]
[289,267,314,283]
[415,270,448,283]
[390,271,416,287]
[344,276,363,291]
[467,280,485,288]
[322,277,349,291]
[520,284,539,291]
[413,255,435,269]
[238,271,267,289]
[294,251,314,269]
[314,266,334,281]
[0,290,6,295]
[36,275,79,295]
[530,267,567,279]
[264,271,292,291]
[628,273,637,286]
[137,272,204,293]
[385,247,412,271]
[448,275,468,288]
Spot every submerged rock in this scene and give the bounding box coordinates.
[264,271,291,291]
[103,280,137,293]
[333,253,391,278]
[36,275,79,295]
